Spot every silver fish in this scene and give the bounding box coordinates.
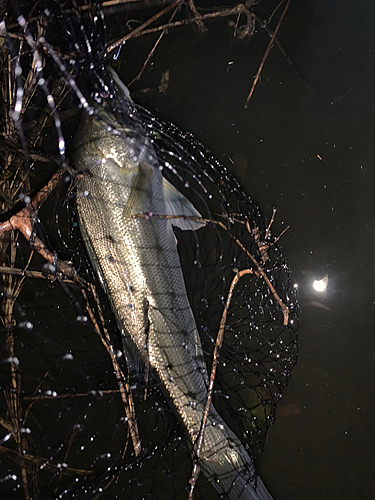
[73,70,274,500]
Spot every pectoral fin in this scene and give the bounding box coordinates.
[124,162,154,217]
[163,178,205,231]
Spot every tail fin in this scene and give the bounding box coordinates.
[201,465,274,500]
[197,413,274,500]
[256,477,275,500]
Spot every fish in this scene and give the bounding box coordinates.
[73,68,274,500]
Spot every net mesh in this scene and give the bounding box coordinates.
[0,1,298,498]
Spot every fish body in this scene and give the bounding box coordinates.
[73,73,273,500]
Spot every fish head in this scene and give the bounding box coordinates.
[74,107,159,213]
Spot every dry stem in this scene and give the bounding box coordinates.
[107,0,183,53]
[127,0,182,86]
[0,166,83,285]
[244,0,291,108]
[0,444,93,476]
[107,3,255,52]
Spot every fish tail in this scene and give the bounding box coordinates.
[200,461,274,500]
[256,477,275,500]
[197,418,274,500]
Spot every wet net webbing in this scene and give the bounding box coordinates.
[0,1,298,498]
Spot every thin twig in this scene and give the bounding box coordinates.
[2,242,31,498]
[106,0,183,54]
[0,166,83,286]
[107,3,253,51]
[244,0,291,108]
[127,0,181,86]
[0,445,93,476]
[265,208,277,240]
[0,266,77,284]
[273,224,289,244]
[252,10,320,98]
[4,361,30,498]
[187,0,207,33]
[24,389,119,401]
[54,417,82,495]
[250,210,289,264]
[187,269,254,499]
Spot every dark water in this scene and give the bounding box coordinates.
[115,1,375,498]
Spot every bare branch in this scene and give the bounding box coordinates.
[107,3,254,52]
[106,0,183,54]
[0,445,93,476]
[244,0,291,108]
[128,0,181,86]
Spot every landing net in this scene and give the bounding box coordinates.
[0,1,298,498]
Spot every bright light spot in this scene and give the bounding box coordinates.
[313,275,328,292]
